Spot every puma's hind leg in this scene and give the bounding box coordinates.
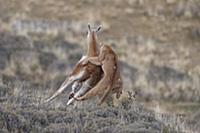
[108,87,121,99]
[97,85,112,105]
[116,87,123,99]
[75,83,106,101]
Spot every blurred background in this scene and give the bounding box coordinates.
[0,0,200,132]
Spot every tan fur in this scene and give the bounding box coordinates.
[86,24,99,57]
[75,44,123,105]
[44,24,103,103]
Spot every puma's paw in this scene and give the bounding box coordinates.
[116,91,122,99]
[97,101,103,106]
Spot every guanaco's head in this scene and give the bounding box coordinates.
[87,24,101,36]
[86,24,101,57]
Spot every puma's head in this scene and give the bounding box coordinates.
[99,44,114,55]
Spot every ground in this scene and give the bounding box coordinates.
[0,0,200,132]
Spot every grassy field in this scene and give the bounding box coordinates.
[0,0,200,132]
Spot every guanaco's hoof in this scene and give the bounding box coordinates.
[68,93,74,100]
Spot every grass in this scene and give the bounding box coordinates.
[0,0,200,132]
[1,80,197,132]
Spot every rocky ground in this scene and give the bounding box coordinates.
[0,0,200,132]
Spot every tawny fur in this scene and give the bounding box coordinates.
[86,24,101,57]
[44,24,103,103]
[75,44,123,105]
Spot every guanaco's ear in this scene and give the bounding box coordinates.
[96,25,102,32]
[88,23,91,32]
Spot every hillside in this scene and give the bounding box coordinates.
[0,0,200,132]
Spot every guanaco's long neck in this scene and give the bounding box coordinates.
[86,32,98,57]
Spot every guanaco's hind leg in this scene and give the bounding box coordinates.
[44,70,88,103]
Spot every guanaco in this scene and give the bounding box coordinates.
[44,24,103,103]
[75,44,123,105]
